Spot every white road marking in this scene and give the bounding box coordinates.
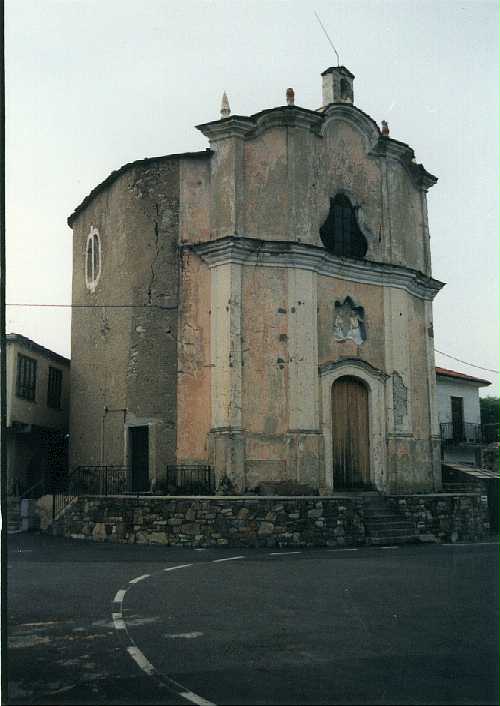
[379,546,399,550]
[113,589,127,604]
[269,551,302,556]
[328,548,359,552]
[441,541,499,546]
[129,574,150,584]
[212,555,245,563]
[112,562,220,705]
[127,645,155,675]
[179,690,216,706]
[165,631,203,639]
[112,613,126,631]
[193,548,206,552]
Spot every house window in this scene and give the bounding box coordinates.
[16,354,37,401]
[47,367,63,409]
[85,226,101,291]
[320,194,368,258]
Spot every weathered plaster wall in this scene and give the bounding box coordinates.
[317,277,385,371]
[242,266,288,435]
[286,127,319,245]
[436,379,482,426]
[319,119,382,257]
[408,297,432,439]
[244,128,289,240]
[383,294,438,491]
[70,159,180,483]
[179,158,211,243]
[386,163,425,271]
[204,113,429,276]
[240,266,289,488]
[69,94,439,495]
[7,341,70,431]
[176,250,211,462]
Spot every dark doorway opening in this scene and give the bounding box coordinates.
[129,426,150,492]
[451,397,465,442]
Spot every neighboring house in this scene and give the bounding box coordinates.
[67,65,444,496]
[436,366,491,465]
[6,334,70,497]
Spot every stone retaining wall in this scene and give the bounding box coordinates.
[50,493,489,547]
[386,494,489,543]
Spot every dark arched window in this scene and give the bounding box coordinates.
[340,78,352,101]
[320,194,367,258]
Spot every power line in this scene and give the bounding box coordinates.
[6,303,177,310]
[434,349,499,375]
[6,302,498,375]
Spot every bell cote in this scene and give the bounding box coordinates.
[321,66,355,106]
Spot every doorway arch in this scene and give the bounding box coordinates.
[331,376,370,488]
[320,359,387,492]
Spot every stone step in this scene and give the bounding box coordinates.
[367,527,416,538]
[365,518,414,527]
[368,535,417,545]
[366,526,416,536]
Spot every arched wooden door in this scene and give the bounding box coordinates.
[331,376,370,489]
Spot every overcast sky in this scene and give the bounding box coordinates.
[5,0,499,395]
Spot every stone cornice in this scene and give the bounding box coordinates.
[196,106,323,142]
[369,136,438,191]
[249,107,323,138]
[319,358,389,381]
[321,103,381,145]
[196,104,437,190]
[196,115,256,141]
[186,237,445,301]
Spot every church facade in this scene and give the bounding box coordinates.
[68,66,444,494]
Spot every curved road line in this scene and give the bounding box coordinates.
[112,563,214,706]
[113,552,306,704]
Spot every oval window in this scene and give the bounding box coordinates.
[85,226,101,291]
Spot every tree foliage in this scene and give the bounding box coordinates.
[480,396,500,426]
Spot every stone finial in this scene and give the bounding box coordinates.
[286,87,295,106]
[220,92,231,118]
[381,120,390,136]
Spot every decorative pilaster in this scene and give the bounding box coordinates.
[209,262,245,490]
[286,268,322,488]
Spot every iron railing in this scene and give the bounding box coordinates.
[165,465,215,495]
[440,422,482,445]
[52,466,130,521]
[69,466,130,495]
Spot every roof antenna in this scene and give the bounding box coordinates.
[314,10,340,67]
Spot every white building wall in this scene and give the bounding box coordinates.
[436,378,482,426]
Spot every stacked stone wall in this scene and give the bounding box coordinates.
[386,494,489,543]
[51,494,489,547]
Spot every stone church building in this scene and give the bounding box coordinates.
[68,66,444,495]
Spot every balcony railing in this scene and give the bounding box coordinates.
[440,422,483,445]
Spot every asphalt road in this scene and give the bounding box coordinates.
[6,533,499,705]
